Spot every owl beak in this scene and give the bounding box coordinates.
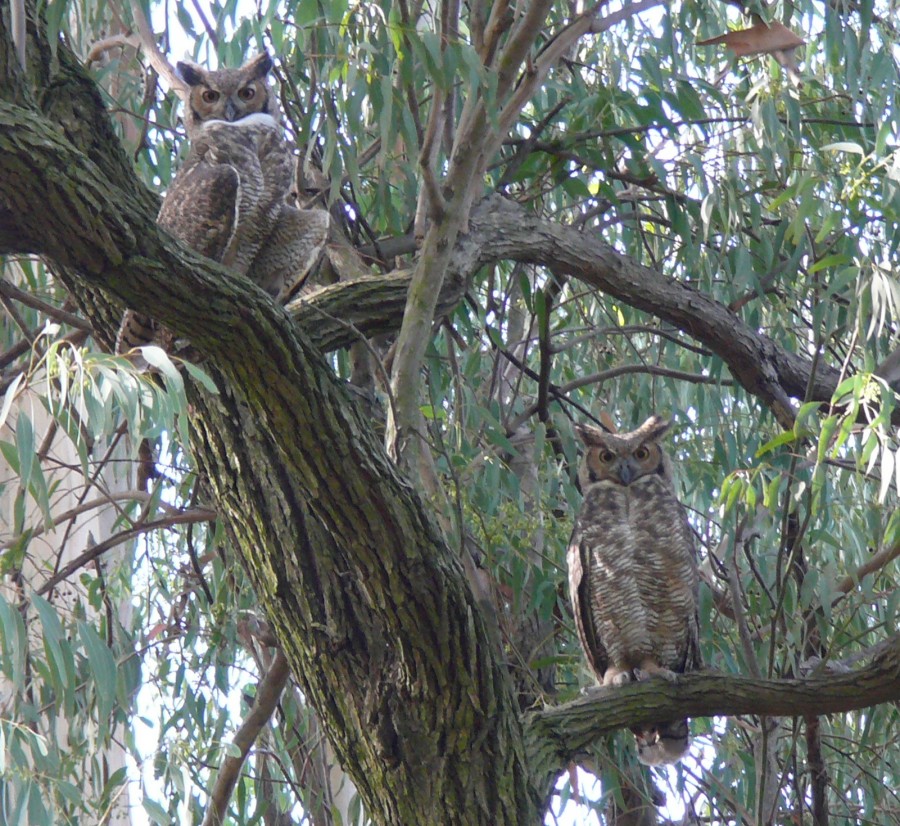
[615,459,637,485]
[224,100,239,121]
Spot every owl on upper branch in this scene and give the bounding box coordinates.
[117,51,330,354]
[567,415,702,765]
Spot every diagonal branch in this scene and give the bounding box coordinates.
[292,196,841,424]
[202,651,293,826]
[1,81,540,826]
[0,96,840,429]
[125,0,186,94]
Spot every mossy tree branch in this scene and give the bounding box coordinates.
[525,634,900,790]
[292,195,842,427]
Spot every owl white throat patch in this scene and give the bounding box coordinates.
[202,113,279,130]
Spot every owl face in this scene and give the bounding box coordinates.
[575,416,672,487]
[177,52,277,138]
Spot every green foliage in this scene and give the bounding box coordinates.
[4,0,900,822]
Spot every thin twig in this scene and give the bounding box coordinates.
[126,0,185,93]
[506,363,731,432]
[304,303,399,429]
[86,33,141,64]
[0,278,93,331]
[727,517,763,679]
[35,510,217,596]
[188,0,218,47]
[833,542,900,597]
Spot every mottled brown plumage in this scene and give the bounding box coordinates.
[568,415,701,765]
[117,52,329,355]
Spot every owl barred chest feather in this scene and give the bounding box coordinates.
[567,415,702,765]
[579,476,698,672]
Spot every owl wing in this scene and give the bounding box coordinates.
[681,503,703,673]
[157,152,240,263]
[567,522,609,683]
[253,125,293,205]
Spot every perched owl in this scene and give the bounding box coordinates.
[117,51,329,354]
[567,415,701,765]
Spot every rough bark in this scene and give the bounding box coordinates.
[3,127,538,826]
[2,10,897,824]
[2,14,538,824]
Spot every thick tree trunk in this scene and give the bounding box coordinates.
[1,15,540,822]
[182,358,540,824]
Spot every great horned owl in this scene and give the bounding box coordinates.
[117,51,329,353]
[567,415,702,765]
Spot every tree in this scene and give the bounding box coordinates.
[2,0,900,823]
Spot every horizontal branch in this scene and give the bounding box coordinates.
[525,633,900,781]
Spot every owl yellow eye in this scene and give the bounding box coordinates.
[238,86,256,101]
[599,450,616,463]
[634,446,650,461]
[201,90,220,104]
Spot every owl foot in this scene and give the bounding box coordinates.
[634,719,690,765]
[635,661,678,683]
[602,668,633,687]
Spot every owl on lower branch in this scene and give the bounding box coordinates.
[117,51,330,353]
[567,415,701,765]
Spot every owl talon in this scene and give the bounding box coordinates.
[603,669,633,687]
[635,664,678,683]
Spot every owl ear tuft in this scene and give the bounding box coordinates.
[176,61,205,87]
[573,423,608,447]
[243,51,274,80]
[640,415,672,441]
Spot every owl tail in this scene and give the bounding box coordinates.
[115,311,159,355]
[632,719,690,765]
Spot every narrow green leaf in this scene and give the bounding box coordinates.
[756,430,797,457]
[808,253,850,274]
[143,797,170,825]
[0,594,27,688]
[31,594,75,703]
[832,374,864,402]
[881,448,895,502]
[821,141,864,155]
[181,361,219,394]
[28,460,53,528]
[15,412,34,497]
[139,347,184,393]
[0,439,19,474]
[763,474,782,510]
[817,416,839,463]
[77,621,117,722]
